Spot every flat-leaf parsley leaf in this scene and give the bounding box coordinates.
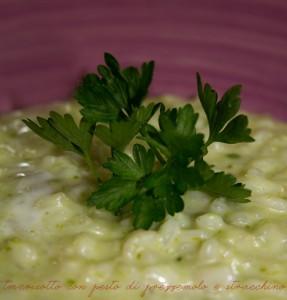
[24,53,255,229]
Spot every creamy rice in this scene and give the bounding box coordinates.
[0,97,287,300]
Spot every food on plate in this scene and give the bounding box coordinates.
[0,54,287,300]
[23,53,254,229]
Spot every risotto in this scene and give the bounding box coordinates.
[0,97,287,300]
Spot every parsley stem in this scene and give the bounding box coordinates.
[205,135,214,148]
[205,139,212,148]
[144,142,165,165]
[84,152,99,181]
[152,148,166,165]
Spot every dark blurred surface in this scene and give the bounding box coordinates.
[0,0,286,119]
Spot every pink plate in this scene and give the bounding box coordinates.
[0,0,286,119]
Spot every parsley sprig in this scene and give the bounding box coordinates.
[23,112,98,177]
[23,53,254,229]
[196,73,254,146]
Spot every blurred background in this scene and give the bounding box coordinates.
[0,0,286,119]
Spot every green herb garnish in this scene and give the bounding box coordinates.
[23,112,97,177]
[23,53,254,229]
